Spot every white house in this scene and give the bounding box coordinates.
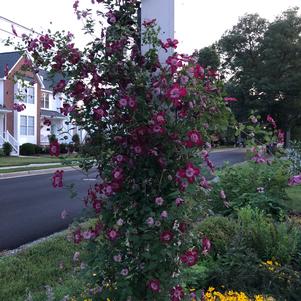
[0,51,85,155]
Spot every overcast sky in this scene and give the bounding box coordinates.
[0,0,300,53]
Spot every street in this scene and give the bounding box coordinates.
[0,149,246,251]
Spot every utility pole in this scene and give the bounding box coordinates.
[140,0,175,63]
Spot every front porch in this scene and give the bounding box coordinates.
[0,107,19,155]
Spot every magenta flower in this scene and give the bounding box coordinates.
[160,230,174,243]
[155,197,164,206]
[224,97,238,102]
[166,83,187,100]
[178,163,200,184]
[202,237,211,255]
[13,103,26,112]
[170,285,185,301]
[73,228,82,244]
[146,217,154,226]
[267,114,277,128]
[180,248,198,266]
[113,254,122,262]
[175,197,184,206]
[147,279,161,293]
[107,229,119,241]
[142,18,156,27]
[200,176,211,190]
[92,200,102,214]
[120,268,129,276]
[185,130,203,148]
[49,141,60,157]
[52,170,64,188]
[160,211,168,219]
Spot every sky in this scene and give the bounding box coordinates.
[0,0,300,54]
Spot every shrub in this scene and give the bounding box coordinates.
[189,208,301,299]
[59,143,68,154]
[207,160,290,218]
[2,142,12,156]
[34,144,43,154]
[196,216,237,256]
[20,143,36,156]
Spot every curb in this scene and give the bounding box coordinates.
[210,147,247,153]
[0,166,79,180]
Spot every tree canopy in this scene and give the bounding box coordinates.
[218,7,301,139]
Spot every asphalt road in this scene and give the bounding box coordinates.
[0,149,246,251]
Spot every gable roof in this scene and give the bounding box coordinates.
[0,51,22,78]
[39,69,65,91]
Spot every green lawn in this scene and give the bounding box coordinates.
[0,234,88,301]
[0,156,62,167]
[0,164,66,173]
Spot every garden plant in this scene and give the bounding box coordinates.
[6,1,301,300]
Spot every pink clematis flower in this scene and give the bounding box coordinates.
[180,248,199,266]
[160,230,174,243]
[170,285,185,301]
[155,197,164,206]
[185,130,203,148]
[178,163,200,184]
[107,229,119,241]
[202,237,211,255]
[224,97,238,102]
[147,279,161,293]
[49,140,60,157]
[166,83,187,100]
[267,114,277,129]
[52,170,64,188]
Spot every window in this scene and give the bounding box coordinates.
[41,92,50,109]
[18,85,35,104]
[20,116,35,136]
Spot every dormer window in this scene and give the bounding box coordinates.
[41,92,50,109]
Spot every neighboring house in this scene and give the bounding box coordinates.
[0,51,84,155]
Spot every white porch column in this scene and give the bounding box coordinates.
[141,0,175,63]
[0,114,4,137]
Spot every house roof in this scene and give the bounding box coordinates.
[41,109,65,119]
[0,51,66,92]
[0,51,22,78]
[39,69,65,91]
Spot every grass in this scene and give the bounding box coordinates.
[0,164,66,173]
[0,233,88,301]
[0,156,63,167]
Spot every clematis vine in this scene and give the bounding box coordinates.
[12,0,236,299]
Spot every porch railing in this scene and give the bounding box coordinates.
[3,131,19,155]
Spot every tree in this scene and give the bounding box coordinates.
[218,8,301,143]
[259,7,301,142]
[218,13,269,122]
[194,45,220,69]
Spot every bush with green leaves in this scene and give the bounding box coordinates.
[20,143,36,156]
[207,159,290,218]
[189,207,301,299]
[2,142,12,156]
